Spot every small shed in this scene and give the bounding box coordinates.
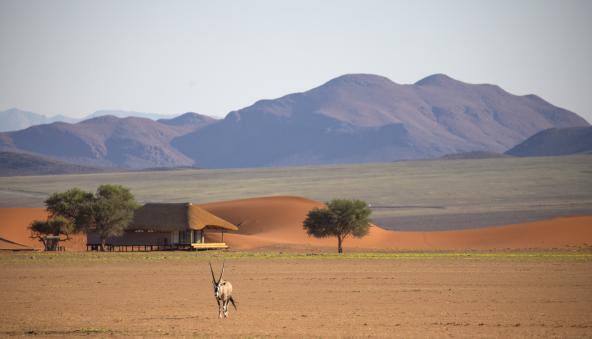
[87,203,238,251]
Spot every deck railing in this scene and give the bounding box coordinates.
[86,243,228,251]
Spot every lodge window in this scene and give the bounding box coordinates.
[179,230,191,244]
[193,230,202,243]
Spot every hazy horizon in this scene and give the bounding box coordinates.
[1,0,591,122]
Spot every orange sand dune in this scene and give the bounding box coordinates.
[1,196,591,251]
[201,196,592,251]
[0,208,86,251]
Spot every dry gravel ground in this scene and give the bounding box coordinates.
[1,253,591,338]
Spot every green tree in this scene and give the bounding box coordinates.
[44,185,138,251]
[86,184,139,251]
[303,199,372,254]
[45,188,94,225]
[29,216,75,251]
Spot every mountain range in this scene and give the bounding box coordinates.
[0,113,216,168]
[0,108,173,132]
[0,74,589,169]
[172,73,587,167]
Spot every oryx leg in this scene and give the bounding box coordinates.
[216,298,222,318]
[223,299,229,318]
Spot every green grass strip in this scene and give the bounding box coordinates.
[1,249,591,265]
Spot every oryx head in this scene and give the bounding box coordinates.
[209,261,225,298]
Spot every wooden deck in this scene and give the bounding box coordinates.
[191,242,228,250]
[86,243,229,251]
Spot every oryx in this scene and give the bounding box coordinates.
[209,261,237,318]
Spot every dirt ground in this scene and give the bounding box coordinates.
[1,254,591,338]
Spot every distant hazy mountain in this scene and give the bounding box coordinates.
[0,115,212,168]
[172,73,588,168]
[84,109,173,121]
[1,74,588,170]
[0,108,177,133]
[157,112,218,133]
[506,127,592,157]
[0,108,77,132]
[0,151,103,176]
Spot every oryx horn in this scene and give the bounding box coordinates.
[218,260,225,282]
[209,261,217,283]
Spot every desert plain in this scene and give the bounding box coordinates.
[1,253,592,338]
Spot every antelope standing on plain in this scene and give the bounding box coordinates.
[209,261,237,318]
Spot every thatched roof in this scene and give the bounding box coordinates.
[129,203,238,232]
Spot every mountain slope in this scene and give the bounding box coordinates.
[173,73,588,168]
[506,126,592,156]
[157,112,218,133]
[0,115,213,168]
[0,151,103,176]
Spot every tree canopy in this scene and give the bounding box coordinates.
[43,184,138,251]
[303,199,372,253]
[45,188,94,225]
[29,215,75,251]
[87,184,138,250]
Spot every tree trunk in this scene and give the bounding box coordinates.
[50,231,60,251]
[40,237,49,251]
[48,238,57,251]
[337,236,343,254]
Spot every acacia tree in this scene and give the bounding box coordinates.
[85,184,138,251]
[29,188,92,251]
[303,199,372,254]
[44,185,138,251]
[45,188,94,224]
[29,216,75,251]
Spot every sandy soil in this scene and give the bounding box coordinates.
[2,196,592,251]
[0,257,591,337]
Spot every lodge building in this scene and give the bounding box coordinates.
[87,203,238,251]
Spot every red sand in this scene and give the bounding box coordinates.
[0,208,85,251]
[1,196,591,251]
[203,196,592,251]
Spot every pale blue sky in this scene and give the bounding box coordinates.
[1,0,591,122]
